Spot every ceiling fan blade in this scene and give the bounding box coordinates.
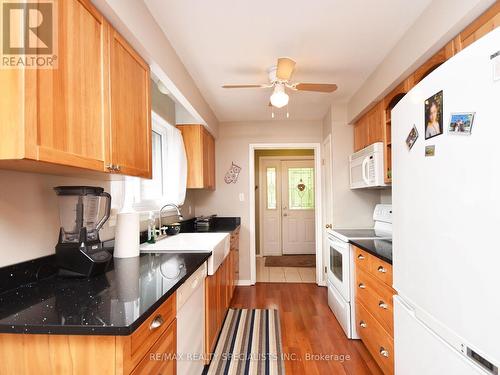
[222,84,268,89]
[276,57,296,81]
[295,83,338,93]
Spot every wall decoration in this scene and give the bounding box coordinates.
[406,125,419,150]
[425,145,435,157]
[448,112,475,135]
[224,162,242,184]
[424,90,443,140]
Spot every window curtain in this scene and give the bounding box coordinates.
[164,125,187,206]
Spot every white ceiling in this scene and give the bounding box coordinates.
[145,0,433,122]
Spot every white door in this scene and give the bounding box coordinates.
[281,160,315,254]
[322,135,333,278]
[260,159,282,255]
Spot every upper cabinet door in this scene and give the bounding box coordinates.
[109,30,152,178]
[202,128,216,189]
[35,0,109,171]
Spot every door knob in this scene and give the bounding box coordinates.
[325,224,332,229]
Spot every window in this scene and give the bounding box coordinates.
[266,167,277,209]
[122,112,187,212]
[288,167,314,210]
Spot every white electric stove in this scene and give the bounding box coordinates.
[326,204,392,339]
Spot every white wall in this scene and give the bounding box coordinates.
[347,0,496,122]
[380,190,392,204]
[0,169,196,267]
[322,104,380,228]
[194,120,323,282]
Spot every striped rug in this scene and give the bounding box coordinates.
[207,308,285,375]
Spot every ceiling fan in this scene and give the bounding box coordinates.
[222,57,337,108]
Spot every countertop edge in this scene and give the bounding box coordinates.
[349,240,393,265]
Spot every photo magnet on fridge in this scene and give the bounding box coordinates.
[424,91,443,140]
[406,125,419,150]
[491,50,500,81]
[448,112,475,135]
[425,145,435,157]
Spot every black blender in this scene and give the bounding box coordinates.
[54,186,113,277]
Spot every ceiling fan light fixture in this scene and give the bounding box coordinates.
[270,83,289,108]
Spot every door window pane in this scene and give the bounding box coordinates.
[266,167,277,209]
[288,167,314,209]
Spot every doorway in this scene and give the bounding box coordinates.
[249,144,323,285]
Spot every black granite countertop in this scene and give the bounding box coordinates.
[0,252,210,336]
[180,216,241,233]
[349,239,393,264]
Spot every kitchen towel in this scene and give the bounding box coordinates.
[114,212,140,258]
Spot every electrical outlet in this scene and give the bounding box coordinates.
[239,193,245,202]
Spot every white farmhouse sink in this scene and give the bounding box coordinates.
[140,233,230,275]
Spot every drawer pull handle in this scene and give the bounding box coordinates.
[357,254,365,260]
[379,347,390,358]
[358,283,366,289]
[149,315,164,330]
[379,301,389,310]
[377,266,387,273]
[359,321,367,328]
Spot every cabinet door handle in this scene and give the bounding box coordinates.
[149,314,164,330]
[358,283,366,289]
[377,266,387,273]
[379,347,390,358]
[378,301,389,310]
[359,320,367,328]
[357,254,365,260]
[115,165,121,172]
[106,164,114,171]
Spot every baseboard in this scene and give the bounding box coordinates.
[236,279,253,286]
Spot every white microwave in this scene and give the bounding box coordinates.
[349,142,388,189]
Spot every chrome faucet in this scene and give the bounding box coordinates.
[158,203,184,233]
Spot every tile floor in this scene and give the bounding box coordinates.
[256,256,316,283]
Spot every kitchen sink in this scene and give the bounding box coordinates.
[140,233,230,275]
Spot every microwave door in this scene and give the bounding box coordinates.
[350,155,371,188]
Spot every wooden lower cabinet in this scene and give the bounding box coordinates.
[353,245,396,375]
[130,320,176,375]
[204,227,240,364]
[0,293,176,375]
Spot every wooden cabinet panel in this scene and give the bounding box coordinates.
[460,2,500,49]
[129,293,176,368]
[356,301,394,375]
[412,47,447,84]
[356,268,395,336]
[353,121,368,152]
[35,0,109,171]
[177,124,215,189]
[0,0,152,179]
[131,320,176,375]
[109,30,151,178]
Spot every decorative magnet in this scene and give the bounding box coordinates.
[406,125,419,150]
[224,162,242,184]
[425,145,435,157]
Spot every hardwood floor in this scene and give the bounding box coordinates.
[230,283,383,375]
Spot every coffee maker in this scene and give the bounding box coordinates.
[54,186,113,277]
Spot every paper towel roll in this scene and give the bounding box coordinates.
[114,212,140,258]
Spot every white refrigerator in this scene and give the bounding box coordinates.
[392,28,500,375]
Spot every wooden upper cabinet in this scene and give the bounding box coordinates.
[0,0,151,179]
[353,102,384,152]
[109,30,152,178]
[177,124,216,189]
